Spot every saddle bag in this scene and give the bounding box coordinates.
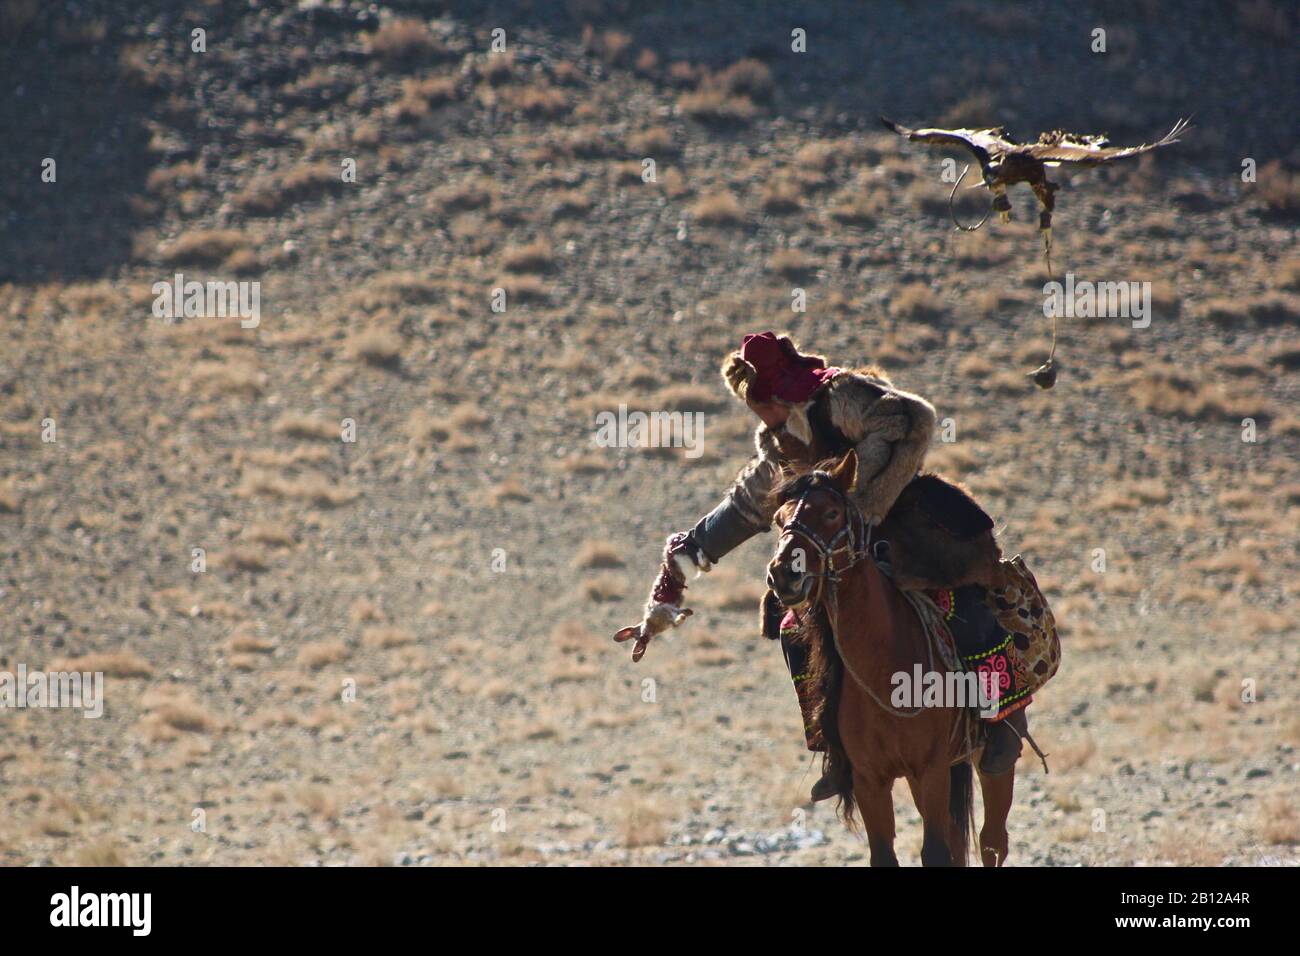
[985,554,1061,697]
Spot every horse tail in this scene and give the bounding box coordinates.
[948,760,975,863]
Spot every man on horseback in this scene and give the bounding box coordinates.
[614,331,1033,802]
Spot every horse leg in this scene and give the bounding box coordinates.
[853,773,898,867]
[977,766,1015,867]
[908,767,955,867]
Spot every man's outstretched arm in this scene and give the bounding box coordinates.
[613,454,778,661]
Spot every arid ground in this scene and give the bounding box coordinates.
[0,0,1297,865]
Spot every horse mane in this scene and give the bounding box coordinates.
[769,460,859,822]
[789,606,856,825]
[768,459,846,510]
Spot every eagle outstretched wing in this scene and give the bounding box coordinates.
[880,116,1020,165]
[1021,118,1192,165]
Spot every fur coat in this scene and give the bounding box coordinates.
[726,368,938,528]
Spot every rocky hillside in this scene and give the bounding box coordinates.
[0,0,1296,865]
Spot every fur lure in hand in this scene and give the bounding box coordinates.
[612,533,705,661]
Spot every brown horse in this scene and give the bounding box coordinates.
[766,449,1015,866]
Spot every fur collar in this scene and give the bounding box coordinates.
[753,368,896,462]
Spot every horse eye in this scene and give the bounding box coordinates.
[825,509,840,521]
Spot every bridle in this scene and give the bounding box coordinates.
[775,479,871,610]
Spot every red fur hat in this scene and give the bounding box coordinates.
[729,332,840,404]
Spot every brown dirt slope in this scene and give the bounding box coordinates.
[0,0,1296,865]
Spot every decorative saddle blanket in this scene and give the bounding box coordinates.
[925,584,1031,722]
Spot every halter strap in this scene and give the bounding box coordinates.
[780,481,871,595]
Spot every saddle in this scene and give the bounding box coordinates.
[874,472,1002,590]
[760,471,1001,642]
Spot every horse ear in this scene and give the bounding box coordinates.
[829,449,858,492]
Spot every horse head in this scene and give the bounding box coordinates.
[766,449,868,609]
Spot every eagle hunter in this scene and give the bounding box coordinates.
[881,116,1190,276]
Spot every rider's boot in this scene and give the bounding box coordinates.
[979,706,1028,776]
[779,611,846,802]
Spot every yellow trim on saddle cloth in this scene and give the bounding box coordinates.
[962,633,1013,662]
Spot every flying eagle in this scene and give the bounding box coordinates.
[881,116,1189,388]
[881,116,1190,275]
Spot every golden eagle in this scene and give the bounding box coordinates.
[881,116,1190,275]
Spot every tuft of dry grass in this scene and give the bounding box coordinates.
[49,650,153,678]
[1258,795,1300,845]
[345,327,405,367]
[627,126,680,157]
[486,479,531,505]
[677,86,758,126]
[573,540,625,570]
[760,177,803,214]
[367,18,441,63]
[501,240,555,274]
[768,248,817,280]
[692,190,745,226]
[297,640,352,670]
[362,626,416,649]
[139,690,220,740]
[890,282,946,320]
[273,413,338,441]
[233,163,344,216]
[235,469,357,508]
[157,229,251,267]
[620,797,670,848]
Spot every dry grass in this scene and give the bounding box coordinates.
[573,540,625,570]
[677,87,758,126]
[138,690,220,740]
[49,650,153,678]
[235,469,357,507]
[627,126,680,157]
[234,163,343,216]
[759,177,803,214]
[273,413,338,441]
[1258,795,1300,845]
[692,191,745,226]
[367,18,442,63]
[345,328,405,366]
[501,240,555,274]
[768,248,817,280]
[297,640,352,669]
[487,479,531,504]
[890,282,946,320]
[619,797,670,848]
[157,229,251,267]
[362,626,416,649]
